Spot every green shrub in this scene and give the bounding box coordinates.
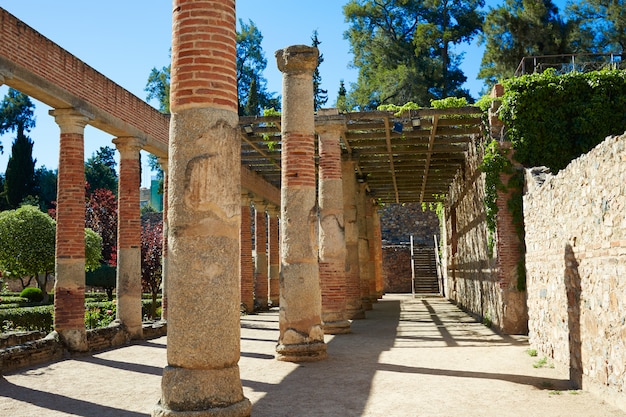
[0,305,54,332]
[19,287,44,303]
[84,301,116,329]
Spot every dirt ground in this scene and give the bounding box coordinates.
[1,294,624,417]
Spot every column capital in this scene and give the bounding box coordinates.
[112,136,145,158]
[253,198,268,212]
[275,45,319,75]
[0,69,13,86]
[49,108,93,134]
[315,112,346,136]
[266,204,280,217]
[241,191,253,205]
[157,155,169,172]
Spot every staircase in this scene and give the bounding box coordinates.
[411,244,440,294]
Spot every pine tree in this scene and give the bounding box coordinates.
[311,30,329,111]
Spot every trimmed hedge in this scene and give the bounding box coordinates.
[0,305,54,332]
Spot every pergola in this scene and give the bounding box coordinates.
[239,106,484,204]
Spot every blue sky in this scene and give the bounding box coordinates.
[0,0,563,187]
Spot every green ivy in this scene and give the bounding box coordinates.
[500,69,626,173]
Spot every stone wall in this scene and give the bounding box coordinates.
[379,204,439,293]
[524,132,626,411]
[442,136,501,327]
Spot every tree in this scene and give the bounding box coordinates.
[85,188,118,265]
[145,64,171,113]
[141,215,163,319]
[0,89,37,208]
[33,166,57,212]
[0,205,102,302]
[343,0,484,109]
[566,0,626,57]
[479,0,575,87]
[311,30,329,110]
[335,80,349,112]
[237,19,280,116]
[85,146,118,194]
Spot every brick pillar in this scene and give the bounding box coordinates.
[253,199,269,310]
[153,1,251,415]
[267,204,280,307]
[113,137,144,339]
[317,112,350,334]
[342,159,365,319]
[275,45,327,362]
[372,205,384,299]
[240,193,254,314]
[158,157,169,321]
[365,198,378,304]
[50,108,91,352]
[356,182,373,311]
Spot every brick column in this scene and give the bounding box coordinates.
[372,206,384,299]
[365,198,378,304]
[153,1,251,415]
[240,193,254,314]
[342,159,365,319]
[253,199,269,310]
[158,157,169,321]
[267,204,280,307]
[50,108,91,352]
[113,137,144,339]
[317,112,350,334]
[275,45,327,362]
[356,182,373,311]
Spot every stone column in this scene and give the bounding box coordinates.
[253,199,269,310]
[153,1,251,416]
[275,45,327,362]
[267,204,280,307]
[240,193,254,314]
[158,157,169,321]
[317,113,350,334]
[356,182,373,311]
[342,159,365,319]
[113,137,144,339]
[50,108,91,352]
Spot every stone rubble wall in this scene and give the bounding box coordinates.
[379,204,439,293]
[443,136,501,327]
[524,132,626,410]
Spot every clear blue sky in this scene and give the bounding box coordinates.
[0,0,562,187]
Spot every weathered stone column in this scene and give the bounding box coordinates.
[317,111,350,334]
[158,157,169,321]
[275,45,327,362]
[267,204,280,307]
[356,182,373,311]
[153,1,251,416]
[342,159,365,319]
[253,199,269,310]
[113,137,144,339]
[240,193,254,314]
[50,108,91,352]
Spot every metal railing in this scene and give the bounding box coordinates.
[514,53,624,77]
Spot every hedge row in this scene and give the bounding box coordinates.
[0,299,162,333]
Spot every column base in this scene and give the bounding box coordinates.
[276,341,327,362]
[361,298,373,311]
[322,319,351,334]
[57,329,88,352]
[346,308,366,320]
[152,398,251,417]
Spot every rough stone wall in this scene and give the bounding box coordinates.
[443,136,500,326]
[379,204,439,293]
[524,133,626,410]
[382,246,412,293]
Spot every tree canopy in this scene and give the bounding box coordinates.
[85,146,118,194]
[343,0,484,110]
